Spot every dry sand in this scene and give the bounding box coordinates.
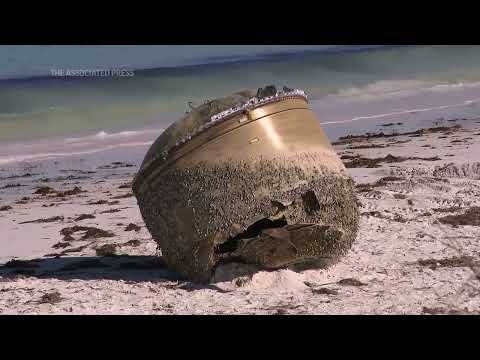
[1,120,480,314]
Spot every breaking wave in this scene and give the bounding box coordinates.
[64,129,162,144]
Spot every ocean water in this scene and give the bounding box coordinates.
[1,45,480,165]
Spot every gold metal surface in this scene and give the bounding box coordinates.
[136,97,337,192]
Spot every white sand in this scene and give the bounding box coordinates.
[1,122,480,314]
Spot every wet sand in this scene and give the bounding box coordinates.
[1,120,480,314]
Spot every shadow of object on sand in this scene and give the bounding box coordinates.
[0,256,231,293]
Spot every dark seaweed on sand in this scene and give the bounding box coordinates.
[1,183,25,189]
[19,216,64,224]
[38,292,63,305]
[95,244,118,257]
[111,192,134,199]
[74,214,96,221]
[100,208,122,214]
[34,186,55,195]
[333,124,462,146]
[123,239,141,247]
[343,154,441,168]
[311,287,339,295]
[125,223,141,232]
[416,256,474,270]
[438,207,480,226]
[60,226,115,241]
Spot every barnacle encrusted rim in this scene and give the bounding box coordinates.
[209,89,307,124]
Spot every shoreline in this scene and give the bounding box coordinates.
[3,78,480,160]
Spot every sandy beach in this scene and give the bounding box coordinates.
[1,117,480,314]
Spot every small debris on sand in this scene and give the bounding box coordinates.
[344,154,441,168]
[340,154,360,160]
[390,139,412,145]
[123,239,141,247]
[61,245,89,254]
[125,223,141,232]
[1,183,25,189]
[34,186,55,195]
[59,169,96,174]
[0,172,39,181]
[177,282,231,293]
[60,226,115,241]
[100,208,122,214]
[362,211,383,217]
[87,199,120,206]
[311,288,339,295]
[362,210,408,223]
[0,205,12,211]
[337,278,367,287]
[391,214,407,223]
[432,206,462,213]
[380,122,403,127]
[356,176,405,193]
[53,175,90,182]
[438,207,480,226]
[377,176,405,183]
[422,307,447,315]
[86,199,108,205]
[74,214,96,221]
[118,182,132,189]
[15,197,31,204]
[19,216,64,224]
[52,241,71,249]
[38,292,63,305]
[55,186,85,197]
[95,244,118,257]
[261,303,302,314]
[45,244,89,257]
[334,124,461,145]
[234,277,250,287]
[348,143,388,150]
[417,256,473,270]
[98,162,134,169]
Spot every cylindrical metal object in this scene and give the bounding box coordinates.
[133,88,359,282]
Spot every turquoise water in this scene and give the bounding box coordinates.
[2,45,480,143]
